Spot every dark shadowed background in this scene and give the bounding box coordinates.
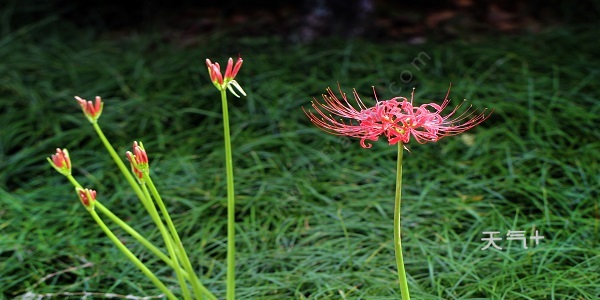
[5,0,599,41]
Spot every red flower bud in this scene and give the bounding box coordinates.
[206,56,246,97]
[75,96,104,122]
[77,188,96,209]
[48,148,71,176]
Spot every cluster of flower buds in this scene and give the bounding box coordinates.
[206,57,246,97]
[126,141,149,182]
[75,96,103,123]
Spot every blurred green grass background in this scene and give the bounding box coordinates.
[1,4,599,300]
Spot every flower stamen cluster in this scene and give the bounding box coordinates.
[304,85,490,148]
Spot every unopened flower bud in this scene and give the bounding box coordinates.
[48,148,71,176]
[75,95,103,123]
[77,188,96,210]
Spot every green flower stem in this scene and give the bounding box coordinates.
[88,208,177,300]
[94,202,185,275]
[92,122,173,263]
[91,122,212,299]
[140,183,192,300]
[66,176,187,279]
[220,88,236,300]
[67,162,191,298]
[66,174,82,190]
[144,175,216,300]
[91,122,173,257]
[91,122,151,208]
[395,142,410,300]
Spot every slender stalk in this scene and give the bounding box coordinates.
[92,123,146,203]
[67,175,178,272]
[66,174,82,190]
[92,123,173,248]
[145,175,216,300]
[91,123,173,255]
[394,142,410,299]
[220,88,236,300]
[89,209,177,300]
[91,122,214,299]
[95,202,178,273]
[92,122,180,276]
[69,164,205,298]
[140,184,192,300]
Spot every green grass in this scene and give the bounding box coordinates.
[1,14,599,300]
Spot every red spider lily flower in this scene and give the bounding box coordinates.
[77,188,96,210]
[126,141,149,180]
[75,96,103,123]
[48,148,71,176]
[206,56,246,97]
[303,85,490,148]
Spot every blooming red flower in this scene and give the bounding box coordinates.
[206,56,246,97]
[75,96,103,122]
[77,188,96,210]
[126,141,149,180]
[303,85,490,148]
[48,148,71,175]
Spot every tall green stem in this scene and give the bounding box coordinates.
[89,209,177,300]
[394,142,410,299]
[67,176,181,278]
[91,122,216,299]
[145,175,216,300]
[92,123,145,202]
[140,183,192,300]
[220,88,236,300]
[92,123,180,278]
[94,202,177,273]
